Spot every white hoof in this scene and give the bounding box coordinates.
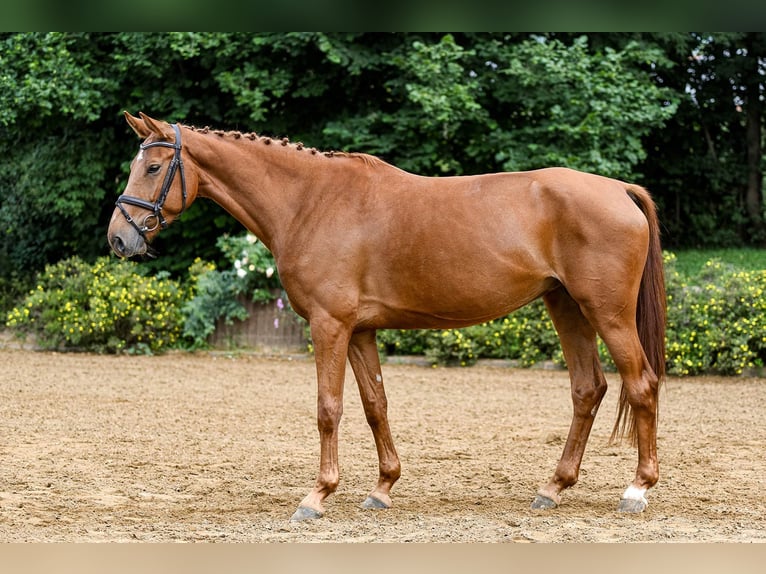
[619,485,648,513]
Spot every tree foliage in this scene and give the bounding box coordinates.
[643,33,766,246]
[1,32,764,311]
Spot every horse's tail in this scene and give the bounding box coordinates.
[612,184,667,445]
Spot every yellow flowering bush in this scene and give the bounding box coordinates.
[424,328,481,367]
[665,253,766,375]
[5,256,186,354]
[8,250,763,373]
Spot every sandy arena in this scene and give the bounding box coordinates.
[0,347,764,542]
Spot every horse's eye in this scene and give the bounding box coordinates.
[147,164,162,175]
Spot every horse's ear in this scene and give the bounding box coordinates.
[138,112,175,141]
[124,111,152,138]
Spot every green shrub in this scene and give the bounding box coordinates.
[424,327,482,367]
[180,233,283,348]
[214,233,282,303]
[475,302,562,366]
[7,248,764,376]
[377,328,430,357]
[181,257,250,348]
[5,256,186,354]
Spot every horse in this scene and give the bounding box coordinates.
[108,112,666,521]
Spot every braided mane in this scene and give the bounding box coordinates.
[184,124,384,168]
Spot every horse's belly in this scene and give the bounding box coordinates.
[362,267,558,330]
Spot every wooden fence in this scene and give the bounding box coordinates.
[208,295,307,353]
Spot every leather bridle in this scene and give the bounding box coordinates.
[115,123,187,239]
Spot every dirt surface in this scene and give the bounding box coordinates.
[1,347,765,542]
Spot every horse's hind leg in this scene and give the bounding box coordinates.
[593,318,659,513]
[532,286,608,509]
[347,330,401,509]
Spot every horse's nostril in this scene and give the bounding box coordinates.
[111,235,126,257]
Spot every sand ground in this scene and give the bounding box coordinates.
[1,348,764,542]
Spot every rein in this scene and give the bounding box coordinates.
[115,123,187,238]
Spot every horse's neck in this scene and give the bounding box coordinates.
[188,130,323,254]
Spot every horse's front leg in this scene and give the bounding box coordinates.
[291,317,351,522]
[347,330,401,510]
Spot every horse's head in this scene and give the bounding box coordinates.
[108,112,198,258]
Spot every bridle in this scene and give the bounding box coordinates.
[115,123,187,239]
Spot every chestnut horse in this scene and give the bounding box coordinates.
[108,112,666,520]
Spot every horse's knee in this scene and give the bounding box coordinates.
[363,404,389,432]
[572,377,608,417]
[573,382,606,406]
[317,398,343,432]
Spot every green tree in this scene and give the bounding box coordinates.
[323,33,678,180]
[642,32,766,247]
[0,32,242,310]
[0,33,115,308]
[474,34,678,179]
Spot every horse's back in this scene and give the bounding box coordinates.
[387,166,649,262]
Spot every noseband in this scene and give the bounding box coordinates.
[116,123,187,239]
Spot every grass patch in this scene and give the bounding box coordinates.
[674,248,766,276]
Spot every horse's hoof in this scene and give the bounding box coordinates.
[618,497,647,513]
[361,496,390,510]
[290,506,324,522]
[530,494,558,510]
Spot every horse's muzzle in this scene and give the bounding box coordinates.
[108,228,147,259]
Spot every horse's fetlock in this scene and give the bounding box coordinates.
[554,468,579,490]
[382,464,402,483]
[319,476,340,494]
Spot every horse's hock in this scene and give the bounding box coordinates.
[208,294,307,352]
